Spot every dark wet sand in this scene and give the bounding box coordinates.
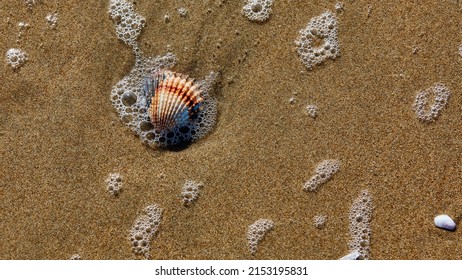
[1,0,461,259]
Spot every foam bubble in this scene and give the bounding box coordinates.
[242,0,274,22]
[314,215,327,229]
[129,204,163,259]
[25,0,40,9]
[413,83,450,123]
[17,22,30,41]
[69,254,81,260]
[303,159,341,192]
[46,13,58,29]
[295,11,340,70]
[306,104,318,118]
[108,0,146,47]
[178,7,188,18]
[18,22,30,30]
[5,48,28,70]
[181,180,203,206]
[348,190,373,260]
[105,173,123,196]
[247,219,274,255]
[335,2,344,12]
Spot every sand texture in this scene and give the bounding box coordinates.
[1,0,461,259]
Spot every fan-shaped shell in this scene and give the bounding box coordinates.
[144,70,203,131]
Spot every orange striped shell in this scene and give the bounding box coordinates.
[145,70,203,131]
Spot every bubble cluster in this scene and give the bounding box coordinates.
[306,104,318,118]
[17,22,30,41]
[242,0,273,22]
[25,0,40,9]
[295,11,340,70]
[46,13,58,29]
[129,204,163,259]
[247,219,274,255]
[108,0,146,47]
[303,159,341,192]
[5,48,28,70]
[69,254,81,260]
[413,83,451,123]
[289,96,296,104]
[18,22,29,30]
[314,215,327,229]
[105,173,123,196]
[181,180,203,206]
[335,2,344,12]
[178,7,188,18]
[348,190,373,260]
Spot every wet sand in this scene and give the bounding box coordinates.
[1,0,461,259]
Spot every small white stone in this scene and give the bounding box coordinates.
[434,214,456,231]
[340,251,361,260]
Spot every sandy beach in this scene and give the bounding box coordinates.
[1,0,461,259]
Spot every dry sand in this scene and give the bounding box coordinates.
[1,0,461,259]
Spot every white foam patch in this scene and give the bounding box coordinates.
[314,215,327,229]
[108,0,146,47]
[303,159,340,192]
[25,0,40,9]
[335,2,344,12]
[295,11,340,70]
[5,48,28,70]
[69,254,81,260]
[413,83,450,123]
[106,172,123,196]
[46,13,58,29]
[178,7,188,18]
[242,0,274,22]
[129,204,163,259]
[306,104,318,118]
[247,219,274,255]
[181,180,203,206]
[348,190,373,260]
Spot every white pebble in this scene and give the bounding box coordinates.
[339,251,361,260]
[434,214,456,231]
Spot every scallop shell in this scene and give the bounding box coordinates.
[144,70,203,131]
[434,214,456,231]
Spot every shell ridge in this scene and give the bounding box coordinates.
[151,73,162,129]
[171,77,194,128]
[160,72,174,129]
[166,75,183,129]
